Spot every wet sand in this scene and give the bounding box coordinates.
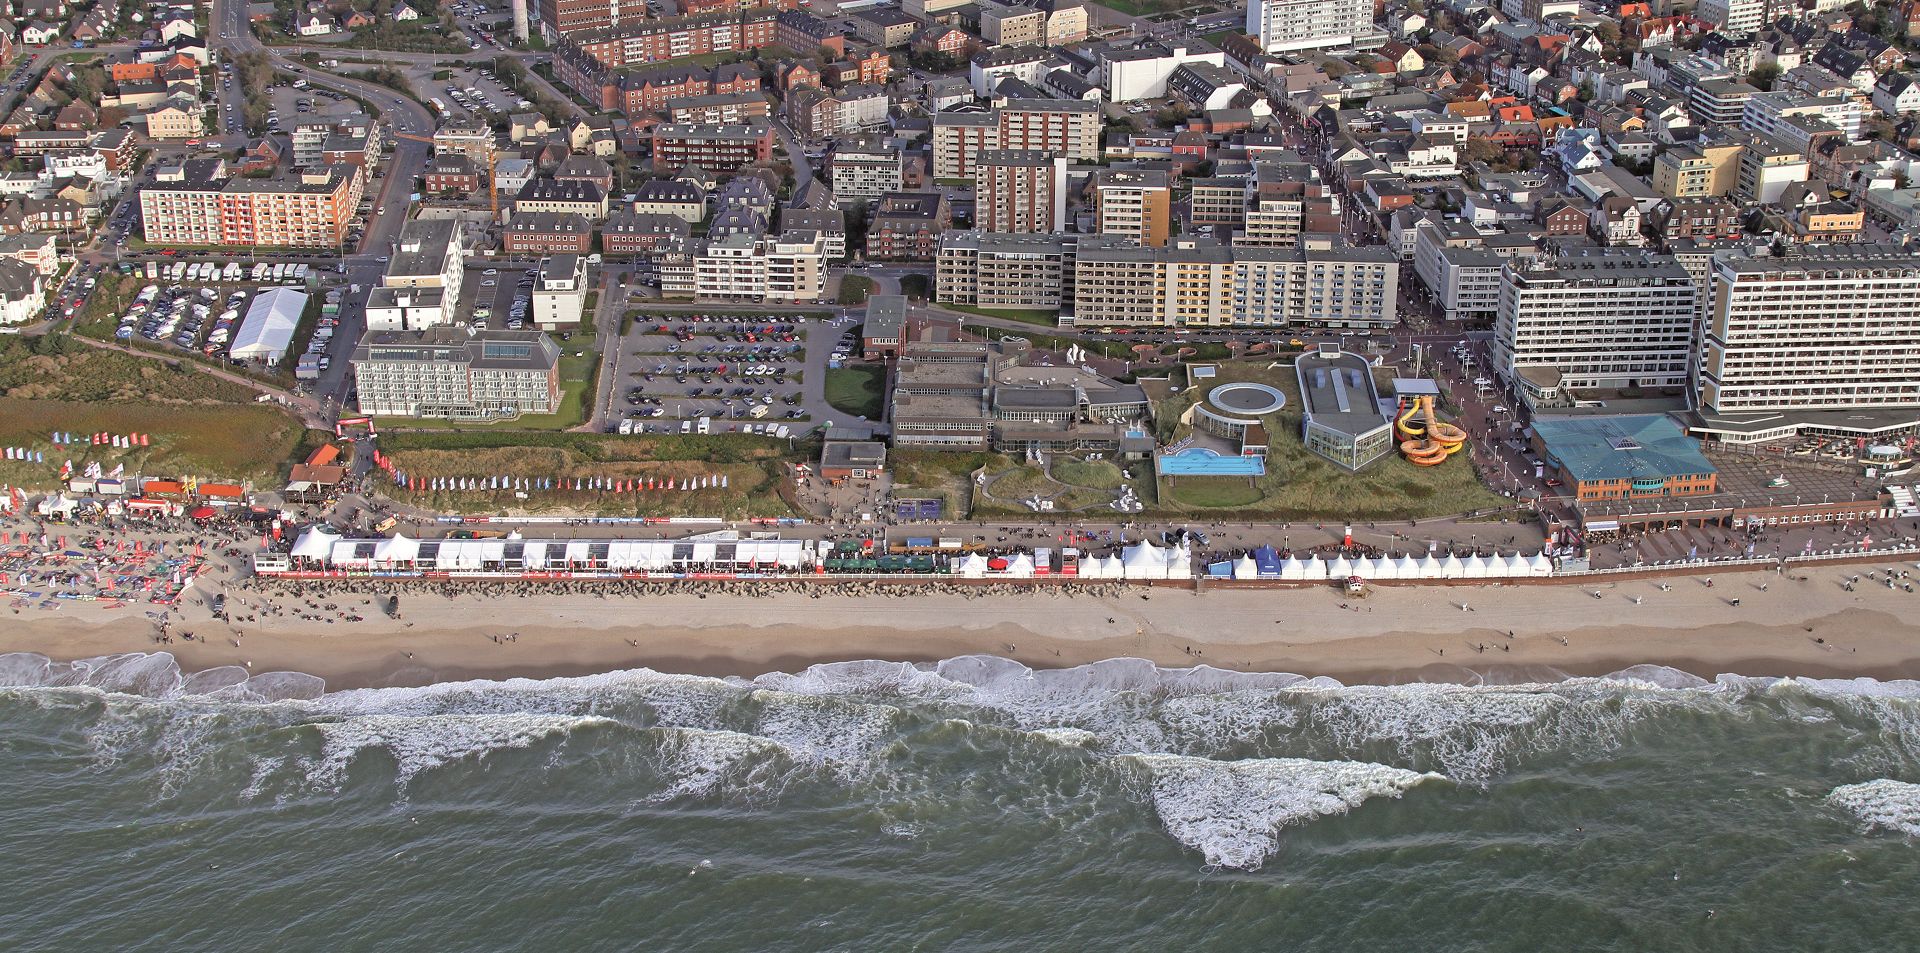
[8,565,1920,689]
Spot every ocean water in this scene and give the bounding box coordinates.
[2,652,1918,952]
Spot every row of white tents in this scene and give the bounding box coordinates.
[1083,540,1194,580]
[1222,551,1555,580]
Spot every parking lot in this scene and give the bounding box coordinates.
[455,264,537,331]
[614,314,817,434]
[433,63,532,120]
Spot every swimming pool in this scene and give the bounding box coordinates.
[1156,447,1267,477]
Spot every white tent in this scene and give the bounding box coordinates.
[957,552,989,578]
[373,534,419,565]
[1079,554,1109,579]
[35,495,77,518]
[1007,553,1036,578]
[1462,554,1489,578]
[1528,552,1556,575]
[1394,554,1422,578]
[1328,554,1354,578]
[289,526,342,560]
[1167,543,1193,579]
[1301,555,1328,580]
[1439,553,1465,578]
[1416,554,1442,577]
[1503,552,1530,576]
[1279,556,1305,580]
[1233,554,1259,580]
[229,287,308,365]
[1366,556,1397,580]
[1123,541,1168,580]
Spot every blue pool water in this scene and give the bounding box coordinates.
[1156,447,1267,476]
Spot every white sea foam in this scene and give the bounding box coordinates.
[303,713,611,793]
[645,726,789,802]
[1124,753,1441,870]
[1030,727,1101,747]
[746,690,900,780]
[1828,779,1920,837]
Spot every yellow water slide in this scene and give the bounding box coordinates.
[1398,397,1466,466]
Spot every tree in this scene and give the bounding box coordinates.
[1747,63,1781,91]
[1462,138,1505,165]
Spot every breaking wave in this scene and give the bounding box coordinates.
[10,652,1920,864]
[1828,779,1920,837]
[1123,753,1442,870]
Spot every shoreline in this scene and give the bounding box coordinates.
[8,566,1920,691]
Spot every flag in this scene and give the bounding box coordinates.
[138,434,149,447]
[60,459,72,478]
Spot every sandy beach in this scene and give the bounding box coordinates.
[8,563,1920,689]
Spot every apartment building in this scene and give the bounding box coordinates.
[931,100,1100,178]
[366,218,465,332]
[978,0,1085,46]
[1695,0,1769,35]
[1246,0,1372,53]
[828,137,904,201]
[1092,169,1172,248]
[551,9,777,74]
[867,192,952,261]
[532,253,590,329]
[351,328,561,419]
[1493,251,1698,403]
[935,231,1070,310]
[1411,221,1542,322]
[536,0,647,37]
[1651,140,1744,198]
[1237,177,1339,247]
[138,159,360,248]
[973,150,1066,234]
[1733,133,1809,203]
[514,178,609,219]
[1070,237,1399,329]
[1743,91,1863,142]
[691,230,827,302]
[1698,244,1920,418]
[649,122,775,172]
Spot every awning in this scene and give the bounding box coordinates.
[189,506,217,520]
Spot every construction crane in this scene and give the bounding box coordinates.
[392,131,503,223]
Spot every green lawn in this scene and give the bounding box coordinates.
[0,396,308,488]
[940,303,1061,327]
[1051,457,1127,489]
[838,274,874,306]
[824,363,886,420]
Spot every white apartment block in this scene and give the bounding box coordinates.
[1700,245,1920,415]
[1494,251,1698,400]
[1069,237,1399,329]
[1696,0,1769,35]
[367,218,464,331]
[1246,0,1371,54]
[828,140,904,201]
[692,230,827,303]
[1742,91,1863,142]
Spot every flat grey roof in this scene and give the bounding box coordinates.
[1296,351,1390,438]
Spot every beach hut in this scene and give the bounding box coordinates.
[1279,555,1305,580]
[1462,554,1489,578]
[1439,553,1465,578]
[1233,554,1260,580]
[1301,555,1329,580]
